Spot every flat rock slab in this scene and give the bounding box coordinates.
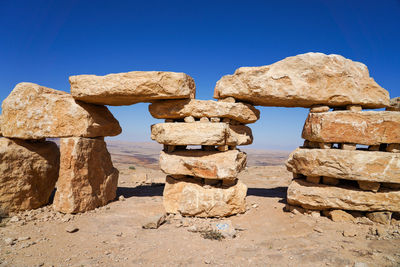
[159,150,247,179]
[387,97,400,111]
[149,99,260,124]
[287,179,400,212]
[302,111,400,145]
[53,137,119,213]
[0,138,60,213]
[1,83,121,139]
[163,176,247,217]
[70,71,196,106]
[214,53,389,108]
[151,122,253,146]
[286,148,400,184]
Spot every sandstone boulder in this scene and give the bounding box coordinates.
[151,122,253,146]
[0,138,59,213]
[163,176,247,217]
[302,111,400,145]
[0,115,2,136]
[149,99,260,123]
[159,150,247,180]
[53,137,119,213]
[287,179,400,212]
[70,71,195,105]
[387,97,400,111]
[286,148,400,184]
[214,53,389,108]
[1,83,121,139]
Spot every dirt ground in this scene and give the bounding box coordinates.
[1,142,399,267]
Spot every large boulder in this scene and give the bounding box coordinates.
[70,71,196,105]
[286,148,400,184]
[163,176,247,217]
[1,83,121,139]
[160,150,247,180]
[53,137,119,213]
[214,53,389,108]
[149,99,260,124]
[0,138,60,213]
[387,97,400,111]
[302,111,400,145]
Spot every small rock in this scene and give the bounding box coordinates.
[366,211,392,225]
[118,195,125,201]
[323,210,355,223]
[204,259,211,264]
[252,203,259,209]
[313,227,323,233]
[65,225,79,233]
[212,220,236,239]
[353,262,369,267]
[142,213,167,229]
[343,229,357,237]
[4,238,16,245]
[105,251,111,255]
[187,225,198,232]
[9,216,19,223]
[17,237,30,241]
[116,232,123,237]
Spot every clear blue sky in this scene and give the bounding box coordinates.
[1,0,399,150]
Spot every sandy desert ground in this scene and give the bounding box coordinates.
[0,141,399,267]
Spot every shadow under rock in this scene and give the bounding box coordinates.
[117,185,164,198]
[247,186,288,201]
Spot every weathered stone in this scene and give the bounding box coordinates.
[286,148,400,184]
[200,117,209,123]
[323,210,355,222]
[0,138,59,213]
[142,213,167,229]
[53,137,119,213]
[70,71,195,106]
[358,181,380,192]
[386,97,400,111]
[151,123,253,146]
[366,211,392,225]
[368,145,380,151]
[184,116,195,123]
[302,111,400,145]
[306,176,320,184]
[287,179,400,212]
[340,144,357,150]
[310,105,330,113]
[322,177,340,186]
[346,105,362,111]
[0,115,2,136]
[214,53,389,108]
[387,144,400,153]
[217,145,229,152]
[218,97,236,103]
[1,83,121,139]
[163,176,247,217]
[159,150,247,180]
[149,99,260,124]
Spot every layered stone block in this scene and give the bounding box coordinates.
[0,138,60,213]
[387,97,400,111]
[163,176,247,217]
[287,179,400,212]
[160,150,247,180]
[1,82,121,139]
[302,111,400,145]
[149,99,260,124]
[53,137,119,213]
[214,53,389,108]
[151,122,253,146]
[70,71,196,106]
[286,148,400,184]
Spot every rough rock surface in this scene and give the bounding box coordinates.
[163,176,247,217]
[70,71,196,106]
[214,53,389,108]
[387,97,400,111]
[0,115,2,136]
[0,138,60,213]
[149,99,260,123]
[159,150,247,180]
[1,83,121,139]
[53,137,119,213]
[287,179,400,212]
[302,111,400,145]
[151,123,253,146]
[286,148,400,184]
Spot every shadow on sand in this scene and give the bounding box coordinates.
[117,185,164,198]
[247,186,288,203]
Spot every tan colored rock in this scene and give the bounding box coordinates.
[151,122,253,146]
[387,144,400,153]
[386,97,400,111]
[286,148,400,184]
[287,179,400,212]
[163,176,247,217]
[322,177,340,186]
[214,53,389,108]
[53,137,119,213]
[0,115,2,136]
[149,99,260,124]
[366,211,392,224]
[306,176,320,184]
[310,105,330,113]
[1,83,121,139]
[346,105,362,111]
[323,210,355,223]
[159,150,247,180]
[0,138,59,213]
[302,111,400,145]
[358,181,380,192]
[70,71,195,106]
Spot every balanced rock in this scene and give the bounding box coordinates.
[1,83,121,139]
[149,99,260,124]
[286,148,400,184]
[70,71,196,106]
[387,97,400,111]
[159,150,247,180]
[214,53,389,108]
[151,122,253,146]
[287,179,400,212]
[0,138,59,213]
[163,176,247,217]
[302,111,400,145]
[53,137,119,213]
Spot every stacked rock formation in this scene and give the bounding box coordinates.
[214,52,398,219]
[149,98,259,217]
